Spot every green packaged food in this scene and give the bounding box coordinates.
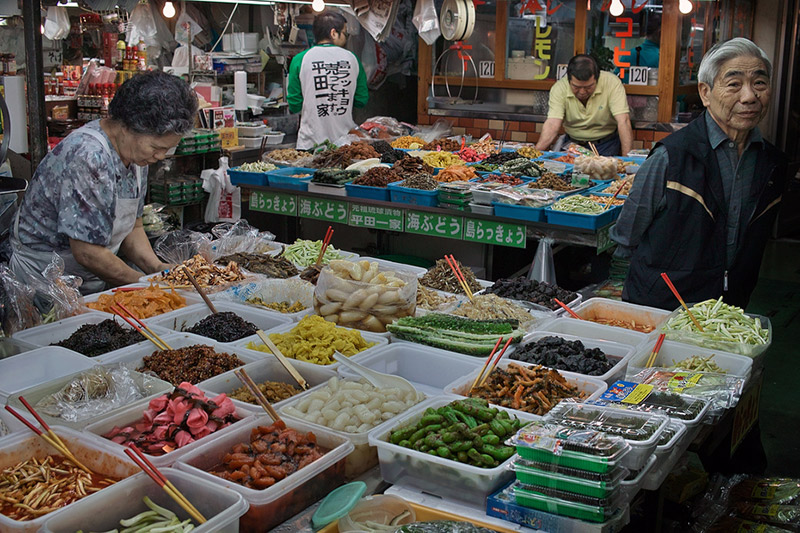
[511,460,627,499]
[511,481,622,523]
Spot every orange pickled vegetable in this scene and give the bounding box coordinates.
[87,284,186,318]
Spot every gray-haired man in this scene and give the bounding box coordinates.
[611,38,787,310]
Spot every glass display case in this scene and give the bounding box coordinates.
[505,0,577,81]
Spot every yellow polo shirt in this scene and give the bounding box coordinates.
[547,71,630,141]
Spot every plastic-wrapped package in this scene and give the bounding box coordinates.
[153,229,213,265]
[0,264,40,336]
[629,367,746,415]
[415,119,454,143]
[34,365,159,422]
[394,523,497,533]
[33,254,83,324]
[203,220,276,260]
[574,156,619,180]
[412,0,441,45]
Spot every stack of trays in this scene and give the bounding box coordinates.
[437,182,472,211]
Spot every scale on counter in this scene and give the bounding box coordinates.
[431,0,479,105]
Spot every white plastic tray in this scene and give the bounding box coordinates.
[642,420,688,491]
[84,394,256,468]
[369,395,539,505]
[11,311,172,363]
[335,343,482,397]
[40,468,248,533]
[619,453,657,505]
[626,339,753,379]
[0,408,28,437]
[82,283,203,320]
[100,333,264,386]
[512,332,636,384]
[0,336,37,359]
[232,322,389,372]
[146,301,292,342]
[0,425,140,532]
[7,366,173,430]
[210,277,315,321]
[199,357,337,413]
[175,416,353,532]
[572,298,671,336]
[537,317,648,350]
[445,360,608,416]
[0,347,95,402]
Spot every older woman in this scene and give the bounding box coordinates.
[10,71,198,294]
[610,38,788,309]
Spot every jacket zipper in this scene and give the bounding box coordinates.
[724,270,729,291]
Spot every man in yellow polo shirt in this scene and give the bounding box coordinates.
[536,55,634,156]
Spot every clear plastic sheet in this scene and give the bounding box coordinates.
[34,365,159,422]
[630,367,746,416]
[0,263,40,336]
[34,254,84,324]
[153,229,213,265]
[203,220,276,260]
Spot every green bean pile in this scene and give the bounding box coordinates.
[238,161,278,173]
[550,195,606,214]
[663,297,769,345]
[281,239,346,267]
[670,355,725,373]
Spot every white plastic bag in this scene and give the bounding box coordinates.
[174,9,203,46]
[171,44,203,68]
[203,157,241,223]
[126,3,157,46]
[43,6,71,40]
[413,0,440,45]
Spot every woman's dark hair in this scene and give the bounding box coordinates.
[108,71,198,136]
[313,11,347,43]
[567,54,600,82]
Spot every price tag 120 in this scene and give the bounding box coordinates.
[628,66,650,85]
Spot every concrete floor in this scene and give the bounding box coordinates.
[745,239,800,476]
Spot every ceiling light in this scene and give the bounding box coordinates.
[312,0,324,11]
[679,0,694,13]
[609,0,624,17]
[163,1,176,17]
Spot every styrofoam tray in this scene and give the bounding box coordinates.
[536,317,649,351]
[572,298,671,337]
[232,323,389,372]
[626,339,753,379]
[146,302,292,342]
[40,468,248,533]
[369,395,538,505]
[83,284,203,320]
[7,366,173,430]
[210,277,315,322]
[335,343,482,398]
[0,426,140,532]
[0,347,95,402]
[11,311,172,363]
[175,416,352,530]
[84,394,256,468]
[100,333,264,386]
[445,361,608,416]
[199,357,337,413]
[511,332,636,384]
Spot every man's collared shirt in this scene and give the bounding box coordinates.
[547,71,630,141]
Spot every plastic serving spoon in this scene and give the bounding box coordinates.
[332,351,421,399]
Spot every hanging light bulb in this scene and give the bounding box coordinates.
[679,0,694,14]
[312,0,325,12]
[162,1,176,18]
[609,0,624,17]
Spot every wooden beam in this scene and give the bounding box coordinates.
[433,75,554,90]
[676,84,699,96]
[495,1,507,80]
[575,0,587,55]
[657,0,681,122]
[418,37,433,118]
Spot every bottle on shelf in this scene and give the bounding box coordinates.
[124,46,132,70]
[116,38,126,69]
[137,40,147,70]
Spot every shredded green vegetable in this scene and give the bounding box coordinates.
[551,195,606,214]
[663,297,768,346]
[238,161,278,173]
[76,496,194,533]
[282,239,346,267]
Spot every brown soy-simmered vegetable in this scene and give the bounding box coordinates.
[53,319,144,357]
[420,258,482,295]
[138,345,244,385]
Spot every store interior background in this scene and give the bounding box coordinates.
[1,0,799,476]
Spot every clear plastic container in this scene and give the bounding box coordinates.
[0,408,28,437]
[40,469,248,533]
[210,277,315,322]
[337,494,416,532]
[627,339,753,379]
[0,336,36,360]
[511,460,627,499]
[0,426,140,532]
[82,284,203,320]
[232,323,389,373]
[356,256,427,277]
[280,377,424,479]
[7,366,173,430]
[0,347,95,402]
[368,395,539,505]
[99,333,263,386]
[471,183,510,205]
[544,403,668,471]
[510,481,623,523]
[11,311,172,363]
[619,453,657,504]
[572,298,670,336]
[199,357,336,413]
[537,317,648,351]
[660,306,772,359]
[512,332,636,384]
[175,416,353,532]
[445,361,608,417]
[642,420,688,490]
[588,386,710,431]
[508,421,631,474]
[337,343,482,398]
[146,302,292,342]
[85,394,256,468]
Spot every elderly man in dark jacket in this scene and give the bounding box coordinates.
[611,38,787,310]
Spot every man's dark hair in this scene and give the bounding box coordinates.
[109,71,197,136]
[567,54,600,82]
[313,11,347,43]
